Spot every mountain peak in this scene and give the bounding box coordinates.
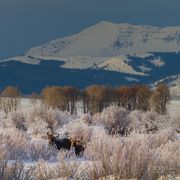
[95,20,116,26]
[94,21,134,28]
[27,22,180,59]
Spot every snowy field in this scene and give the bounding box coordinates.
[167,99,180,118]
[0,98,179,179]
[19,98,180,114]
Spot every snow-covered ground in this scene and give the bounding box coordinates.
[19,98,180,118]
[167,99,180,118]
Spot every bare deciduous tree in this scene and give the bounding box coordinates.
[41,84,168,115]
[0,86,21,117]
[42,86,64,109]
[116,86,131,109]
[150,83,170,115]
[62,86,80,115]
[42,86,79,114]
[85,85,113,114]
[136,85,152,111]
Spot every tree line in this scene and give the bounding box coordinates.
[0,83,170,116]
[41,84,170,115]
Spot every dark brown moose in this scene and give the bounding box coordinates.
[47,132,85,157]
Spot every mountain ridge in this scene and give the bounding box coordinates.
[26,21,180,58]
[1,21,180,93]
[3,21,180,75]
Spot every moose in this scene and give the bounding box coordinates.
[72,140,85,157]
[47,132,85,157]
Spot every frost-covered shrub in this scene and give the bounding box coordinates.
[8,111,27,131]
[0,128,28,160]
[154,128,176,145]
[0,160,33,180]
[33,154,78,179]
[26,107,70,136]
[78,113,92,125]
[90,125,107,140]
[85,131,178,179]
[0,112,7,128]
[127,110,144,133]
[63,119,92,143]
[27,139,58,161]
[0,145,7,160]
[167,116,180,133]
[127,110,160,134]
[75,161,104,180]
[127,110,173,134]
[26,107,72,133]
[85,135,128,178]
[155,140,180,174]
[59,121,106,149]
[26,107,56,131]
[92,106,129,135]
[142,111,162,133]
[28,119,49,137]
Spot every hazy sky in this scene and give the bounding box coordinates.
[0,0,180,59]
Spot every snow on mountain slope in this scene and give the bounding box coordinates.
[60,56,107,69]
[149,57,165,67]
[27,21,120,58]
[153,75,180,87]
[3,54,146,75]
[58,55,146,75]
[2,56,40,65]
[27,21,180,59]
[3,21,180,74]
[1,21,175,75]
[1,52,180,94]
[96,56,145,75]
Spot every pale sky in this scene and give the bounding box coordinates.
[0,0,180,59]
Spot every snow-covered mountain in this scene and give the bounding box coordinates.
[1,21,180,93]
[7,21,179,74]
[27,21,180,58]
[4,21,180,70]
